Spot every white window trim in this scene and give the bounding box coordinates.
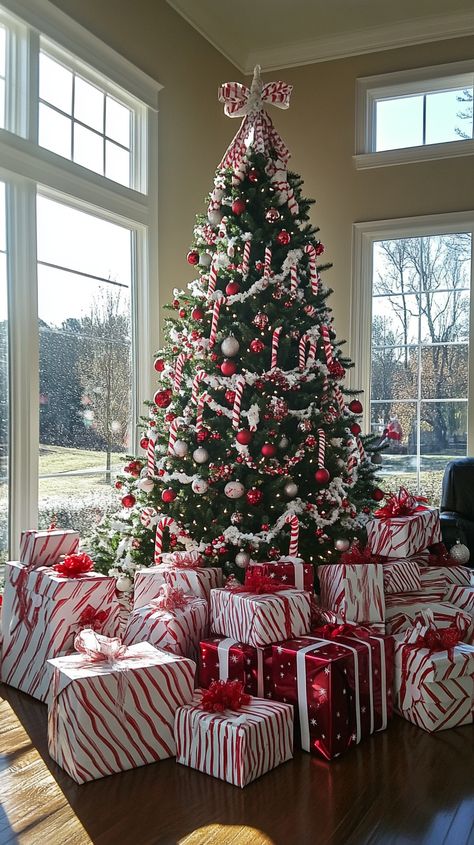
[354,59,474,170]
[350,211,474,454]
[0,0,161,555]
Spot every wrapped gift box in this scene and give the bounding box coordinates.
[199,636,273,698]
[318,563,385,623]
[210,587,311,648]
[48,636,196,782]
[1,561,121,702]
[133,565,223,609]
[419,567,447,596]
[19,528,80,567]
[394,629,474,731]
[367,507,441,559]
[311,606,386,635]
[444,585,474,616]
[443,566,473,587]
[385,600,472,640]
[382,559,422,594]
[175,691,293,787]
[245,557,314,592]
[122,592,208,661]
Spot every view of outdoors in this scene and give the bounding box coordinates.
[375,86,473,151]
[371,232,471,504]
[0,182,7,561]
[36,195,133,541]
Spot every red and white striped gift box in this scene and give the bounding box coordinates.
[385,591,447,607]
[210,588,311,648]
[19,529,79,567]
[366,507,441,559]
[318,563,385,623]
[122,596,208,661]
[0,561,121,702]
[444,585,474,616]
[385,600,472,640]
[419,566,447,596]
[398,678,473,731]
[198,636,274,698]
[175,692,293,787]
[443,566,474,587]
[48,644,196,783]
[133,565,223,610]
[382,560,422,594]
[245,557,314,592]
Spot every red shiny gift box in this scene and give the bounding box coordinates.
[272,635,369,760]
[245,557,314,592]
[198,636,273,698]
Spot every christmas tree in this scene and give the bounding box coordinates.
[92,66,383,589]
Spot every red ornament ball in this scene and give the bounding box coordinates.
[261,443,277,458]
[115,481,123,490]
[261,523,270,531]
[226,281,240,296]
[315,243,325,256]
[196,428,210,442]
[249,338,265,354]
[315,467,331,486]
[265,207,281,223]
[121,494,136,508]
[236,429,253,445]
[246,487,263,506]
[154,388,172,408]
[191,307,204,321]
[225,389,236,404]
[248,168,259,183]
[349,399,363,414]
[187,250,199,265]
[221,359,237,376]
[350,423,361,436]
[178,308,186,318]
[140,436,150,449]
[154,358,165,372]
[276,229,291,246]
[372,488,385,502]
[232,198,246,215]
[161,488,177,503]
[172,299,180,309]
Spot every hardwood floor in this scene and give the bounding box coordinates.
[0,682,473,845]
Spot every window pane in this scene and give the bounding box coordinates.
[73,123,103,175]
[420,345,468,400]
[0,78,4,131]
[426,88,473,144]
[0,183,7,563]
[420,291,470,343]
[74,76,104,132]
[105,140,130,187]
[375,95,423,151]
[39,52,73,114]
[373,240,420,295]
[420,402,467,461]
[106,96,131,147]
[371,346,418,401]
[0,26,5,77]
[39,103,72,158]
[37,196,133,544]
[372,294,419,346]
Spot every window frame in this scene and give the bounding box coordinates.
[350,211,474,487]
[354,60,474,170]
[0,0,161,556]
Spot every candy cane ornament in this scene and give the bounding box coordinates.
[167,418,180,454]
[140,507,158,528]
[173,352,188,392]
[264,246,272,280]
[334,385,346,414]
[285,514,299,557]
[320,325,334,369]
[317,429,326,469]
[298,333,316,371]
[154,517,179,564]
[191,370,207,403]
[290,264,299,292]
[304,245,320,295]
[271,326,283,369]
[207,259,218,297]
[209,294,226,347]
[232,376,246,430]
[147,437,156,477]
[196,391,212,433]
[356,436,366,462]
[241,240,251,276]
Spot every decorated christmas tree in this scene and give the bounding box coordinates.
[92,66,384,589]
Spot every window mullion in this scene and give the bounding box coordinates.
[6,179,39,556]
[27,28,39,143]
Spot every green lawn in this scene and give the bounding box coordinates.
[39,444,125,497]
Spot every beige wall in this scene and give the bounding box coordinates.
[266,36,474,344]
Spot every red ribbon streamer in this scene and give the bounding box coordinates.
[200,680,251,713]
[374,487,428,519]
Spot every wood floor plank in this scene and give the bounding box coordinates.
[1,682,473,845]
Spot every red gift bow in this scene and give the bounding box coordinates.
[78,605,111,632]
[150,585,190,612]
[399,620,463,708]
[200,680,251,713]
[160,551,203,569]
[374,487,428,519]
[313,621,371,642]
[227,570,293,639]
[53,552,94,577]
[340,542,380,565]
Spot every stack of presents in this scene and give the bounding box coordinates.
[1,489,473,787]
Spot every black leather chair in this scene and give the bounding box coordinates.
[440,457,474,563]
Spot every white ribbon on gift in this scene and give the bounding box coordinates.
[217,637,264,697]
[296,638,361,753]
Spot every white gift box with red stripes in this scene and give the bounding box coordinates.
[419,566,447,595]
[19,529,80,567]
[366,508,441,559]
[175,692,293,787]
[444,585,474,616]
[210,587,311,648]
[385,591,446,607]
[385,599,472,640]
[0,562,121,702]
[318,563,385,623]
[122,596,208,661]
[382,560,422,594]
[443,566,474,587]
[133,565,223,610]
[47,644,196,783]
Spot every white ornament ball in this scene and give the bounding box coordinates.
[449,542,470,565]
[193,447,209,464]
[199,252,212,268]
[371,453,383,465]
[235,551,250,568]
[116,574,133,592]
[216,252,229,269]
[221,336,240,357]
[208,208,223,226]
[334,538,351,552]
[138,477,155,493]
[284,481,298,498]
[192,477,208,494]
[173,439,189,458]
[279,436,289,450]
[225,481,245,499]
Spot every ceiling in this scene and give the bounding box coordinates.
[166,0,474,73]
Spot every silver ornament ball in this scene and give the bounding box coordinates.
[191,477,208,494]
[173,439,189,458]
[279,436,289,450]
[225,481,245,499]
[235,551,250,568]
[193,447,209,464]
[371,453,383,465]
[198,252,212,268]
[220,336,240,357]
[449,542,470,565]
[284,481,298,498]
[334,538,351,552]
[137,477,155,493]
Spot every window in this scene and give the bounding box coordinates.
[351,213,474,503]
[0,0,160,557]
[355,61,474,169]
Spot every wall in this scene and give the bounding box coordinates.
[266,36,474,347]
[49,0,239,352]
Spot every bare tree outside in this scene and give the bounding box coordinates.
[455,89,473,140]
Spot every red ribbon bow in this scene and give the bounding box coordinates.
[200,680,251,713]
[160,551,203,569]
[414,624,461,653]
[339,542,379,565]
[228,571,289,595]
[78,605,111,632]
[374,487,428,519]
[150,585,190,612]
[313,622,371,642]
[53,552,94,577]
